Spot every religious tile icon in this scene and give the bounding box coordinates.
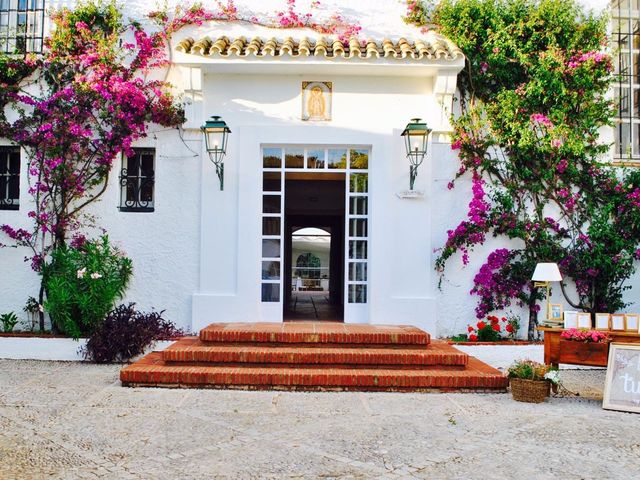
[302,81,332,121]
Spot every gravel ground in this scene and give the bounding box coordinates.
[0,360,638,480]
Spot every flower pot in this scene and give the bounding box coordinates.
[558,339,609,367]
[509,378,550,403]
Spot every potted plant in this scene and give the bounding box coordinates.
[507,359,559,403]
[558,328,610,367]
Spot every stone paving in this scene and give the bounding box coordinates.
[0,359,638,479]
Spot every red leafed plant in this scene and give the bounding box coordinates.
[81,303,185,363]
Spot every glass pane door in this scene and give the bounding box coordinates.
[261,148,284,304]
[346,148,369,308]
[260,145,370,323]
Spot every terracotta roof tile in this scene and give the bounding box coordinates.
[176,34,463,61]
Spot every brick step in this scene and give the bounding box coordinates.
[120,352,507,392]
[162,338,467,367]
[199,322,430,345]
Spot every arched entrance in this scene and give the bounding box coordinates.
[287,226,342,321]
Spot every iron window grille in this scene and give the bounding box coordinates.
[0,0,45,54]
[612,0,640,162]
[0,146,20,210]
[119,149,155,213]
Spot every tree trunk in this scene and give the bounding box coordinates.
[527,284,538,341]
[38,280,45,332]
[589,279,596,329]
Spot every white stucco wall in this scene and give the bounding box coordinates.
[2,0,638,340]
[190,72,448,332]
[0,129,201,332]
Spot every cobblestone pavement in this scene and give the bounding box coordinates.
[0,360,638,479]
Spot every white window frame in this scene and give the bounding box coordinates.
[259,145,371,323]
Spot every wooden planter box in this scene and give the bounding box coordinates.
[558,339,609,367]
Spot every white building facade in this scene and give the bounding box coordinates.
[1,0,639,337]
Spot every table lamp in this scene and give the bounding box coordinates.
[532,262,563,325]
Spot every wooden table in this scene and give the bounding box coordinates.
[539,327,640,367]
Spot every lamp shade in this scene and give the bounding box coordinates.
[532,262,562,282]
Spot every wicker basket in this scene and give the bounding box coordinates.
[509,378,550,403]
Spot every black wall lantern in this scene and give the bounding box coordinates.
[401,118,431,190]
[201,115,231,190]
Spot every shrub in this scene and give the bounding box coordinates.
[0,312,19,333]
[450,333,468,342]
[465,314,521,341]
[43,235,133,339]
[504,315,520,341]
[466,315,502,341]
[81,303,184,363]
[23,296,40,332]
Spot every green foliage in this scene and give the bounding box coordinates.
[505,314,520,341]
[432,0,607,101]
[476,320,501,341]
[43,236,132,339]
[402,1,434,26]
[22,297,40,332]
[450,333,469,342]
[412,0,640,337]
[23,296,40,314]
[507,359,555,381]
[0,312,19,333]
[47,0,122,57]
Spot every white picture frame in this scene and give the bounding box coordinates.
[603,343,640,414]
[610,314,626,331]
[625,314,639,332]
[576,312,591,329]
[563,311,578,329]
[595,313,610,331]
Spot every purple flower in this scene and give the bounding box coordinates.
[556,158,568,174]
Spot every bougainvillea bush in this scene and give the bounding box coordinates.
[0,0,186,330]
[0,0,363,333]
[406,0,640,339]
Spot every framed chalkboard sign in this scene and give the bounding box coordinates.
[603,343,640,413]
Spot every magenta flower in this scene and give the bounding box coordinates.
[530,113,553,128]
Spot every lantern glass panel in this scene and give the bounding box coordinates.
[206,129,225,152]
[408,132,428,155]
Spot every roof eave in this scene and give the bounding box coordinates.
[172,51,465,77]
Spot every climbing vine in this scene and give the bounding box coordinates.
[406,0,640,339]
[150,1,362,44]
[0,0,363,331]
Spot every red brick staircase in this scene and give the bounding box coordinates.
[120,322,508,392]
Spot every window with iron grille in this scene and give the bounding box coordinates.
[0,0,45,54]
[0,146,20,210]
[119,149,155,213]
[612,0,640,162]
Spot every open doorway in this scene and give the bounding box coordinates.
[284,175,345,321]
